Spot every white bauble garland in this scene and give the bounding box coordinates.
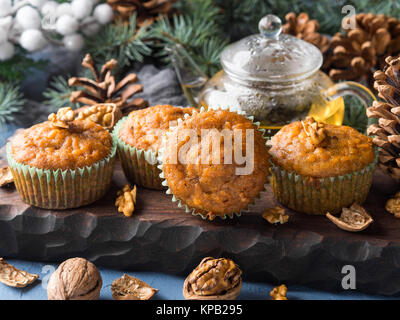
[41,1,58,16]
[0,41,14,61]
[0,0,12,18]
[0,0,114,60]
[0,28,7,44]
[16,6,42,30]
[71,0,93,20]
[93,3,114,25]
[56,3,73,17]
[56,14,79,35]
[20,29,48,51]
[28,0,47,8]
[63,33,84,51]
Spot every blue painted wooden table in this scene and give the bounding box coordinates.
[0,259,395,300]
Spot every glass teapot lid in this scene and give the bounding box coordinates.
[220,14,323,83]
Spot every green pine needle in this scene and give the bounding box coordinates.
[0,82,25,129]
[43,75,80,112]
[85,14,152,71]
[0,48,46,83]
[152,0,225,76]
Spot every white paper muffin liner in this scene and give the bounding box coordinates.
[113,116,163,190]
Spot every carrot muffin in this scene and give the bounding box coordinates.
[160,109,270,220]
[7,109,116,209]
[269,117,377,215]
[113,105,196,189]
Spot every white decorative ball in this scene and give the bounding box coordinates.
[83,22,100,36]
[0,28,6,44]
[63,34,84,51]
[28,0,47,8]
[71,0,93,20]
[0,16,12,32]
[56,15,79,35]
[0,0,12,18]
[0,41,14,61]
[16,6,42,30]
[93,4,113,25]
[56,3,72,17]
[41,1,58,16]
[20,29,48,52]
[81,16,100,36]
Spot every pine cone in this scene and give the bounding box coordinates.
[328,13,400,85]
[282,12,330,55]
[107,0,176,26]
[367,55,400,181]
[68,54,148,115]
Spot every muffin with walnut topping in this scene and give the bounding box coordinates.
[269,117,377,215]
[7,109,116,209]
[113,105,196,190]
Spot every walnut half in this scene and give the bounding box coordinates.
[385,192,400,218]
[326,203,373,232]
[0,167,13,187]
[48,107,75,129]
[262,206,289,224]
[270,284,288,300]
[76,103,122,130]
[115,184,137,217]
[301,116,327,146]
[183,257,242,300]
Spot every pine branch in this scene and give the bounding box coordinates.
[0,82,25,129]
[152,0,225,77]
[43,75,81,112]
[85,14,152,71]
[0,47,46,83]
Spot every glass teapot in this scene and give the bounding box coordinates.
[169,14,376,133]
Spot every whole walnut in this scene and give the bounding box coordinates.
[47,257,102,300]
[183,257,242,300]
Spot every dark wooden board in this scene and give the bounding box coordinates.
[1,145,400,296]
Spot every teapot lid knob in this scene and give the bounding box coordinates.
[258,14,282,39]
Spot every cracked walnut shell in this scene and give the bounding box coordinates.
[47,257,102,300]
[183,257,242,300]
[262,206,289,224]
[0,167,13,187]
[76,103,122,130]
[326,203,373,232]
[0,258,38,288]
[386,192,400,218]
[111,274,158,300]
[270,285,288,300]
[115,184,137,217]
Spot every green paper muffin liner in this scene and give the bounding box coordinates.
[157,107,269,220]
[270,150,378,215]
[6,140,116,209]
[113,116,163,190]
